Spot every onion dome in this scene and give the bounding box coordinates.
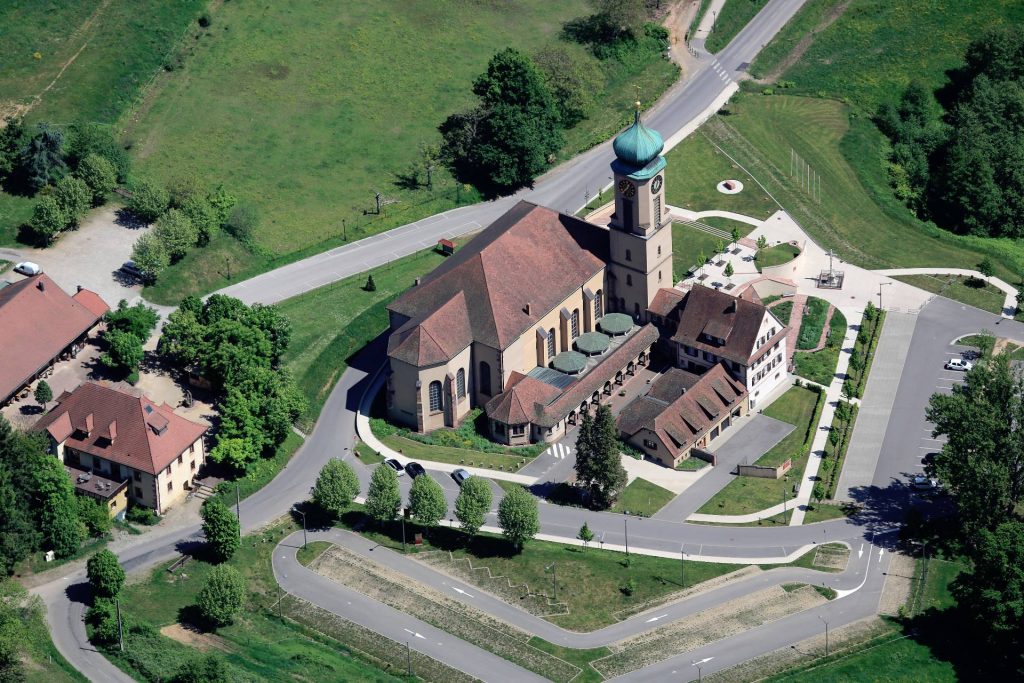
[613,103,665,168]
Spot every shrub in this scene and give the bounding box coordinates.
[127,178,169,222]
[180,195,218,246]
[620,577,637,596]
[126,505,158,526]
[198,13,212,28]
[77,494,113,537]
[224,202,259,242]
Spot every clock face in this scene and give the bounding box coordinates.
[618,180,636,198]
[651,175,663,193]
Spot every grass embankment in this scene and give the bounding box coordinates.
[672,222,722,282]
[107,521,448,683]
[893,274,1006,315]
[737,0,1024,281]
[698,386,823,516]
[846,308,885,398]
[130,0,677,300]
[610,478,676,517]
[756,243,800,271]
[0,581,87,683]
[0,0,208,245]
[819,403,858,501]
[794,307,847,387]
[704,0,769,53]
[382,435,530,472]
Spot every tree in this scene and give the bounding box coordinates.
[589,0,648,37]
[208,437,257,470]
[167,174,204,208]
[51,175,91,226]
[180,195,218,246]
[926,353,1024,537]
[365,464,401,525]
[977,256,995,279]
[724,261,735,283]
[20,123,66,192]
[312,459,360,519]
[154,208,198,261]
[75,153,117,204]
[532,46,603,127]
[756,235,768,250]
[224,202,259,242]
[364,274,376,292]
[200,499,240,563]
[409,474,447,528]
[454,476,492,536]
[34,380,52,408]
[0,419,43,574]
[77,494,112,537]
[0,117,26,181]
[579,405,627,509]
[195,565,245,627]
[86,549,125,598]
[130,232,170,281]
[207,185,237,225]
[497,484,540,550]
[33,456,83,558]
[174,654,230,683]
[65,122,130,182]
[440,49,563,194]
[127,177,169,223]
[574,410,596,493]
[577,522,594,551]
[731,227,741,243]
[105,300,159,341]
[29,195,67,244]
[101,328,143,375]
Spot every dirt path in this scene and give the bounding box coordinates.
[754,0,852,84]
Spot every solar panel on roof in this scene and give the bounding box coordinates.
[527,366,577,390]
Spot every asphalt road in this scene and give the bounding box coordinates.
[218,0,813,307]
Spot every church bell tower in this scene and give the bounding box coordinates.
[606,103,673,321]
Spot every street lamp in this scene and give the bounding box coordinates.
[819,614,830,656]
[401,511,408,554]
[293,505,307,549]
[691,659,703,683]
[623,512,630,556]
[878,281,891,310]
[680,544,686,587]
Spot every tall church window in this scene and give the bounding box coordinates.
[625,249,632,262]
[626,274,633,286]
[547,328,556,359]
[657,245,661,256]
[659,270,662,282]
[479,362,492,395]
[595,290,603,319]
[456,368,466,399]
[634,302,641,318]
[623,200,634,230]
[571,309,580,339]
[654,196,661,226]
[428,381,442,412]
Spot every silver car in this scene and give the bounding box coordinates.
[452,468,472,486]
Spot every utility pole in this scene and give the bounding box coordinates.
[680,545,685,587]
[878,281,891,311]
[401,512,407,554]
[342,218,347,241]
[623,513,630,556]
[407,641,412,677]
[294,507,307,549]
[236,484,242,537]
[819,615,830,656]
[116,599,124,652]
[782,483,788,525]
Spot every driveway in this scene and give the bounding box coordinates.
[653,415,795,521]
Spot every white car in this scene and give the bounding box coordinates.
[13,261,41,276]
[945,358,972,371]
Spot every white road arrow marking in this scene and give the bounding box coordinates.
[452,586,475,598]
[645,614,669,623]
[694,657,715,665]
[858,544,864,559]
[403,628,426,640]
[878,548,885,563]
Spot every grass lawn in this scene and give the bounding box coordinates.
[109,521,408,683]
[704,0,769,53]
[609,478,676,517]
[354,442,385,464]
[296,540,332,567]
[794,307,847,386]
[756,243,800,271]
[664,133,776,220]
[821,403,858,499]
[675,457,709,471]
[381,434,530,472]
[847,309,885,398]
[771,300,793,325]
[672,222,722,282]
[797,296,830,350]
[697,386,822,515]
[699,215,758,235]
[747,0,847,81]
[703,95,1024,281]
[277,245,452,427]
[892,274,1006,315]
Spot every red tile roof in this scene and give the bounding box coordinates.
[388,291,473,365]
[0,275,108,402]
[649,287,685,318]
[618,362,747,457]
[388,201,608,356]
[484,372,561,425]
[667,285,783,365]
[34,382,207,476]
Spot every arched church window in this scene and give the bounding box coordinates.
[634,302,641,318]
[456,368,466,398]
[547,328,556,359]
[625,249,632,262]
[479,362,491,395]
[571,309,580,339]
[657,245,661,256]
[626,274,633,286]
[428,381,442,412]
[595,290,603,319]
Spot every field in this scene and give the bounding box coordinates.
[124,0,677,300]
[892,274,1007,315]
[664,133,776,219]
[704,0,769,54]
[698,386,822,515]
[610,477,676,517]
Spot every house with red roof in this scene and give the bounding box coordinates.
[0,274,109,405]
[34,382,208,515]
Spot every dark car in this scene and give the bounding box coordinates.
[404,462,426,478]
[384,458,405,476]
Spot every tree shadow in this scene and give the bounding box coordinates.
[114,208,147,230]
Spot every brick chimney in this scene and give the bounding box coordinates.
[108,420,117,443]
[36,279,45,292]
[84,413,94,435]
[524,302,532,315]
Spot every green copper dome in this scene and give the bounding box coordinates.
[613,109,664,168]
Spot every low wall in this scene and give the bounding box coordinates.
[760,240,807,281]
[691,448,717,466]
[737,458,791,479]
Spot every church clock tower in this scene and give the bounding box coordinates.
[606,103,673,321]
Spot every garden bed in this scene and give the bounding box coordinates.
[794,307,847,386]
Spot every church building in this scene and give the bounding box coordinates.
[384,107,788,458]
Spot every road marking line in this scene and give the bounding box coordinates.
[645,614,669,623]
[403,628,426,639]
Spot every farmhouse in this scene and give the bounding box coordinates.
[384,108,789,450]
[0,274,109,405]
[34,382,208,515]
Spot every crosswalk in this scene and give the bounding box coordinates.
[710,59,733,84]
[543,442,573,460]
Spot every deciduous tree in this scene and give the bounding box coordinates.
[86,549,125,598]
[77,495,112,538]
[34,380,52,408]
[454,476,492,536]
[208,437,257,471]
[195,565,245,627]
[105,300,160,341]
[200,499,240,563]
[312,459,360,519]
[577,521,594,550]
[101,328,143,375]
[153,208,198,261]
[497,484,540,550]
[127,177,169,223]
[409,474,446,528]
[130,232,170,281]
[52,175,91,226]
[33,456,83,558]
[365,464,401,525]
[29,196,67,244]
[74,153,117,204]
[532,46,603,127]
